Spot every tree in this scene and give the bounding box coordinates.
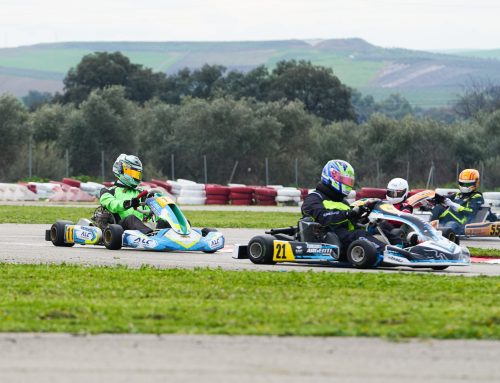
[267,60,355,122]
[63,86,140,177]
[60,52,167,104]
[0,94,29,181]
[22,90,53,111]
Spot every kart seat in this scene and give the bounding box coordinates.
[469,207,490,224]
[298,218,322,242]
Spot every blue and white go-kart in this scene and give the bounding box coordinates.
[46,191,225,253]
[236,199,470,270]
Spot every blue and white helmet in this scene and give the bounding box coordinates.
[112,154,143,189]
[321,160,355,196]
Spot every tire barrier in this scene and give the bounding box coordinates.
[254,187,277,206]
[205,184,230,205]
[169,179,206,205]
[484,192,500,207]
[229,186,254,205]
[0,183,38,201]
[355,187,387,200]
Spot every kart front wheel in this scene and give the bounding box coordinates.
[247,235,276,265]
[103,224,124,250]
[441,228,460,244]
[50,220,75,247]
[431,266,449,270]
[347,240,378,269]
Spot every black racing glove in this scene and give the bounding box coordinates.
[433,193,445,205]
[123,198,140,210]
[346,206,362,220]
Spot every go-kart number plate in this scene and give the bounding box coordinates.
[490,224,500,236]
[273,241,295,261]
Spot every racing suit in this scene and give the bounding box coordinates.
[301,183,384,250]
[99,182,152,234]
[431,191,484,234]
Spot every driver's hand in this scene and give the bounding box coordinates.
[123,198,140,210]
[433,193,445,204]
[347,206,362,219]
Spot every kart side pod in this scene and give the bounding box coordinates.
[46,220,102,246]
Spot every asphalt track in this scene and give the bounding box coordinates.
[1,224,499,275]
[1,223,499,382]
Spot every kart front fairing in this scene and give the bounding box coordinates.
[368,202,470,267]
[122,227,224,252]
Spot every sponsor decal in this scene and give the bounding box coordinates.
[76,229,94,241]
[385,254,406,263]
[209,236,222,249]
[305,244,335,255]
[295,245,303,254]
[132,237,158,248]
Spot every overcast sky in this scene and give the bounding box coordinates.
[1,0,499,50]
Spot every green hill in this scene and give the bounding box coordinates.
[2,38,500,108]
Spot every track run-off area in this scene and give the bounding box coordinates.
[1,205,500,383]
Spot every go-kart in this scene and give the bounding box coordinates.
[45,190,225,252]
[234,199,470,270]
[407,189,500,241]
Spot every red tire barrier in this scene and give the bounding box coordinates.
[355,187,386,200]
[206,198,229,205]
[62,178,81,188]
[230,192,255,200]
[231,199,253,205]
[229,186,255,194]
[206,185,231,196]
[151,179,173,193]
[253,187,277,197]
[255,200,277,206]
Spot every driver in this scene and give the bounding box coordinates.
[431,168,484,234]
[301,159,384,250]
[99,153,153,234]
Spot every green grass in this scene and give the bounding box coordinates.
[469,248,500,258]
[0,264,499,337]
[0,205,300,228]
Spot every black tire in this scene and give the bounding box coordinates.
[103,224,124,250]
[432,266,449,270]
[441,228,459,244]
[50,220,74,247]
[346,240,379,269]
[247,235,276,265]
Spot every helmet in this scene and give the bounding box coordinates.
[112,154,143,188]
[386,178,408,204]
[458,169,480,193]
[321,160,355,196]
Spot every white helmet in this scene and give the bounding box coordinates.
[386,178,409,204]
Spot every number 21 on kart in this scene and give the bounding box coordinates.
[273,241,294,261]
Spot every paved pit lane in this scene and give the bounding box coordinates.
[1,224,499,275]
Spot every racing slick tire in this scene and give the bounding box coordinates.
[247,235,276,265]
[50,220,75,247]
[201,228,219,253]
[346,240,378,269]
[103,224,124,250]
[431,266,449,270]
[441,228,460,245]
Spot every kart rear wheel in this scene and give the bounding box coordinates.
[441,228,460,244]
[50,220,75,247]
[347,240,378,269]
[247,235,276,265]
[103,224,124,250]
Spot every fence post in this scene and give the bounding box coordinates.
[171,154,175,181]
[426,162,435,189]
[66,149,70,178]
[28,138,32,178]
[376,161,380,188]
[406,160,410,185]
[228,160,238,184]
[203,155,208,184]
[295,158,298,187]
[265,157,269,186]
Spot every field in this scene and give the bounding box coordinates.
[3,39,500,107]
[1,264,499,338]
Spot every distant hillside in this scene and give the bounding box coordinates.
[2,38,500,108]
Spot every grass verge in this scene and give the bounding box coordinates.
[0,264,499,338]
[0,205,300,228]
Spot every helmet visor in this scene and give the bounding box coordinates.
[331,169,355,187]
[123,164,142,181]
[387,189,406,199]
[458,181,475,188]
